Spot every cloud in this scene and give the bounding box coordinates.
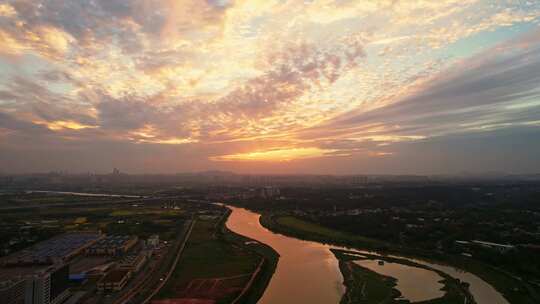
[314,29,540,146]
[218,40,365,118]
[0,111,47,134]
[96,97,157,131]
[0,76,96,125]
[1,0,540,172]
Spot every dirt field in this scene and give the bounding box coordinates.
[171,274,250,299]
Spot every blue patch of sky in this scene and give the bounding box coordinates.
[444,20,539,60]
[0,54,73,105]
[0,53,47,85]
[0,60,13,87]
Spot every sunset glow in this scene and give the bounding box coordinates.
[211,147,338,162]
[1,0,540,173]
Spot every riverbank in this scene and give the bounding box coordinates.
[333,249,472,304]
[155,208,279,304]
[260,213,539,304]
[219,208,280,304]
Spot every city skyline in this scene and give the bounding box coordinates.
[1,1,540,174]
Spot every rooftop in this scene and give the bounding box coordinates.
[88,235,136,249]
[2,232,101,265]
[100,269,130,284]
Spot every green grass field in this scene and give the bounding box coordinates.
[276,216,352,239]
[273,215,386,246]
[339,259,401,304]
[157,218,261,303]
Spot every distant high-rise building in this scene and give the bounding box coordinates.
[259,186,280,199]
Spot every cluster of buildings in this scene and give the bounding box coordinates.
[84,235,138,256]
[204,186,283,202]
[0,232,101,304]
[0,232,161,304]
[96,269,131,293]
[0,264,71,304]
[2,233,102,266]
[94,237,155,292]
[258,186,281,199]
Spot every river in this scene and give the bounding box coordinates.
[224,205,509,304]
[353,259,444,302]
[225,206,345,304]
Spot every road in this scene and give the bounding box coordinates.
[114,218,196,304]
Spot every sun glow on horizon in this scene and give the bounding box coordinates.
[211,147,339,162]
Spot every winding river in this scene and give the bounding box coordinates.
[225,205,510,304]
[226,206,345,304]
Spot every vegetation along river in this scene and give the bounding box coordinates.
[224,205,509,304]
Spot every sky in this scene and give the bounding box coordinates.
[1,0,540,175]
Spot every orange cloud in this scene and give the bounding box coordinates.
[0,3,16,17]
[37,120,97,131]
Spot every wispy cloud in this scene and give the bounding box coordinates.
[1,0,540,173]
[318,29,540,140]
